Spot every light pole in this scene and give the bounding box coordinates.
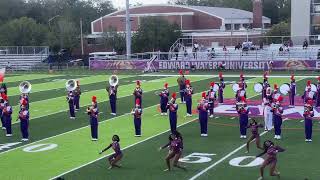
[125,0,131,59]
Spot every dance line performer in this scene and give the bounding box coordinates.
[133,80,143,107]
[304,100,314,142]
[131,99,142,137]
[257,140,285,180]
[184,79,193,117]
[237,97,249,139]
[207,82,216,118]
[177,70,186,103]
[73,80,81,111]
[107,83,118,116]
[289,74,296,107]
[159,83,169,116]
[86,96,99,141]
[198,92,209,136]
[159,132,186,171]
[167,93,178,133]
[218,72,225,104]
[246,119,263,153]
[271,96,283,140]
[99,135,123,169]
[18,100,29,141]
[67,90,75,119]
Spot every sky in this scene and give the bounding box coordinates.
[111,0,170,9]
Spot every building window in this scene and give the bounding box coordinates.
[225,24,232,30]
[234,24,241,30]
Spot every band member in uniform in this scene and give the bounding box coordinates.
[18,100,29,141]
[236,83,246,103]
[304,100,314,142]
[239,72,247,90]
[73,80,81,111]
[257,140,285,180]
[177,70,186,103]
[237,97,249,139]
[272,84,280,102]
[86,96,99,141]
[159,83,169,116]
[198,92,209,136]
[2,94,12,137]
[207,82,216,118]
[107,83,118,116]
[302,80,315,103]
[184,79,193,117]
[167,93,178,133]
[246,119,263,153]
[218,72,225,104]
[263,87,273,131]
[67,91,75,119]
[0,82,7,95]
[289,74,296,107]
[99,135,123,169]
[19,93,29,110]
[0,95,5,130]
[159,132,186,171]
[316,76,320,107]
[131,99,142,137]
[262,72,269,99]
[271,96,284,140]
[133,80,143,107]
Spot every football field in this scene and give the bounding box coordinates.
[0,71,319,180]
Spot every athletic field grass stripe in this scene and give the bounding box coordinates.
[4,74,64,83]
[7,75,149,109]
[6,75,133,96]
[0,76,214,147]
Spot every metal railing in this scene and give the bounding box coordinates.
[0,46,49,55]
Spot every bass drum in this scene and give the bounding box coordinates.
[253,83,263,93]
[232,83,239,93]
[212,84,219,92]
[279,83,290,95]
[305,84,317,92]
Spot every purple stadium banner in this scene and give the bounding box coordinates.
[89,59,320,70]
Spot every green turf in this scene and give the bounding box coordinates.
[0,72,318,180]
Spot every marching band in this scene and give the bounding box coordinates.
[198,92,209,136]
[159,83,169,116]
[131,99,142,137]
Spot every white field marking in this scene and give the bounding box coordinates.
[188,119,288,180]
[140,74,315,78]
[283,118,289,121]
[300,120,304,122]
[49,118,199,180]
[215,117,219,119]
[230,117,235,120]
[0,91,204,156]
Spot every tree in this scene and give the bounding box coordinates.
[0,17,49,46]
[132,17,182,53]
[103,26,126,54]
[264,21,290,44]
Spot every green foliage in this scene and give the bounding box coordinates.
[0,17,49,46]
[265,21,290,36]
[103,27,126,54]
[132,17,182,53]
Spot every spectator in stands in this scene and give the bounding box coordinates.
[174,47,179,61]
[210,48,215,58]
[278,46,284,55]
[192,47,197,59]
[6,62,12,71]
[288,39,293,47]
[303,39,309,49]
[184,49,188,59]
[223,45,227,52]
[317,49,320,60]
[235,43,242,50]
[194,42,199,52]
[259,41,264,50]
